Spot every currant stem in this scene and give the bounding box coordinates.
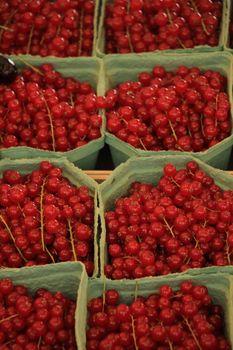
[78,8,84,56]
[163,217,175,237]
[16,56,44,76]
[26,25,34,54]
[183,316,203,350]
[139,138,147,150]
[225,231,231,265]
[215,94,219,127]
[131,315,139,350]
[0,25,13,31]
[37,336,42,350]
[0,314,18,324]
[0,10,17,42]
[168,120,178,141]
[200,113,205,137]
[41,94,56,151]
[67,219,77,262]
[122,256,141,264]
[40,178,46,251]
[166,9,186,49]
[127,1,134,52]
[0,214,27,262]
[45,247,55,263]
[190,0,210,36]
[168,339,174,350]
[70,93,74,107]
[102,276,106,312]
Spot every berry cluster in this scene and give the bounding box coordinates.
[0,63,102,151]
[0,0,95,57]
[0,278,77,350]
[104,161,233,279]
[0,161,94,275]
[87,282,230,350]
[104,0,222,54]
[106,65,231,152]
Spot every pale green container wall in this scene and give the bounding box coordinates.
[103,51,233,169]
[0,56,106,169]
[96,0,228,57]
[98,155,233,278]
[0,261,87,350]
[0,157,100,277]
[220,0,232,52]
[76,273,233,350]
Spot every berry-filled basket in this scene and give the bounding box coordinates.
[76,272,233,349]
[96,0,228,57]
[0,157,99,277]
[0,261,87,349]
[103,51,233,169]
[98,155,233,280]
[0,0,100,58]
[0,55,105,169]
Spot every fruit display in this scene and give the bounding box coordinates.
[103,160,233,279]
[0,62,102,152]
[103,0,223,54]
[1,1,233,349]
[0,0,95,57]
[106,64,231,152]
[0,160,95,275]
[86,281,231,350]
[0,278,77,349]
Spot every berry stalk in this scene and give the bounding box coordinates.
[127,1,134,53]
[78,9,84,56]
[190,0,210,36]
[131,315,139,350]
[183,316,203,350]
[0,214,27,262]
[40,178,46,251]
[41,94,56,152]
[26,25,34,54]
[67,219,78,261]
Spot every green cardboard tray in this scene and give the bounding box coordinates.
[103,51,233,169]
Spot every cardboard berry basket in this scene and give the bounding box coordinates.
[98,155,233,279]
[76,272,233,349]
[103,51,233,169]
[0,55,106,170]
[96,0,228,58]
[0,157,100,277]
[0,261,87,349]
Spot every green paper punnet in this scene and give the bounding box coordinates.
[98,155,233,278]
[103,51,233,169]
[96,0,228,57]
[76,273,233,349]
[0,157,99,277]
[0,56,106,169]
[0,261,88,349]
